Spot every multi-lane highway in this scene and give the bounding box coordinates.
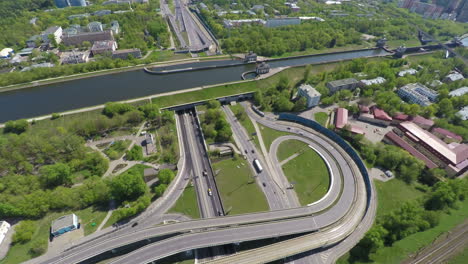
[179,109,224,218]
[36,102,372,264]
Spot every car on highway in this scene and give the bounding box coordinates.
[202,170,207,177]
[251,150,255,153]
[208,188,212,196]
[131,222,139,227]
[244,149,248,154]
[262,182,266,187]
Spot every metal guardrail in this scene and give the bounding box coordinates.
[278,113,372,209]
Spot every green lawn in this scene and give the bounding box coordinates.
[229,104,260,149]
[103,140,131,160]
[258,124,292,151]
[169,185,200,219]
[374,178,426,219]
[314,112,329,127]
[281,145,330,205]
[449,246,468,264]
[152,65,311,108]
[1,206,107,264]
[212,158,269,215]
[338,199,468,264]
[276,139,310,162]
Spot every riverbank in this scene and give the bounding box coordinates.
[0,54,231,93]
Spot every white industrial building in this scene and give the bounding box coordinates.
[297,84,321,108]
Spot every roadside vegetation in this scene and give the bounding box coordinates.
[212,157,269,215]
[229,104,260,149]
[169,185,200,219]
[258,124,291,151]
[276,139,309,163]
[0,101,178,262]
[314,112,328,127]
[198,100,233,144]
[338,191,468,264]
[103,140,131,160]
[1,206,108,264]
[280,141,330,205]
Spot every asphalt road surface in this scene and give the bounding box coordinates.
[37,106,371,264]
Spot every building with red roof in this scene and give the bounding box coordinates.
[431,127,463,143]
[395,122,468,176]
[334,108,364,135]
[359,104,370,113]
[410,115,434,129]
[373,107,392,121]
[335,108,348,129]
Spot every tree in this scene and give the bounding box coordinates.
[110,169,146,202]
[216,126,232,142]
[48,34,57,47]
[207,100,221,109]
[154,184,167,197]
[438,98,454,117]
[293,97,307,112]
[4,119,29,134]
[158,169,175,185]
[350,225,387,261]
[39,163,72,188]
[425,181,459,210]
[234,108,246,121]
[12,221,36,244]
[277,76,290,91]
[102,102,135,117]
[126,145,143,161]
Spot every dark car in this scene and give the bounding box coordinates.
[251,150,255,153]
[131,222,139,227]
[202,170,208,176]
[244,149,248,154]
[262,182,266,187]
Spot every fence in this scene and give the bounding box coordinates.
[278,113,372,209]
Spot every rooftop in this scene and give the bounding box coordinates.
[51,214,77,234]
[385,131,438,169]
[432,127,463,141]
[328,78,358,88]
[393,113,409,121]
[335,107,348,129]
[91,40,116,50]
[457,106,468,121]
[449,87,468,97]
[400,122,467,165]
[43,26,61,35]
[398,68,417,77]
[410,115,434,127]
[373,107,392,121]
[360,77,386,86]
[298,84,321,97]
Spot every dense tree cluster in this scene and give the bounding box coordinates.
[200,0,468,57]
[126,145,143,161]
[201,100,233,143]
[351,178,467,261]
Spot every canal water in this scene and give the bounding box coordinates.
[0,49,388,122]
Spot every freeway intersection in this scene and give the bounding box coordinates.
[32,101,374,264]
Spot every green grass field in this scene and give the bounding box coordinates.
[152,64,329,108]
[103,140,131,160]
[314,112,329,127]
[258,124,292,151]
[338,199,468,264]
[449,246,468,264]
[374,178,426,219]
[169,185,200,219]
[212,158,269,215]
[276,139,310,162]
[1,206,107,264]
[281,144,330,205]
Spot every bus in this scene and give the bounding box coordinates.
[253,159,263,173]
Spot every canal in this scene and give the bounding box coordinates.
[0,49,390,122]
